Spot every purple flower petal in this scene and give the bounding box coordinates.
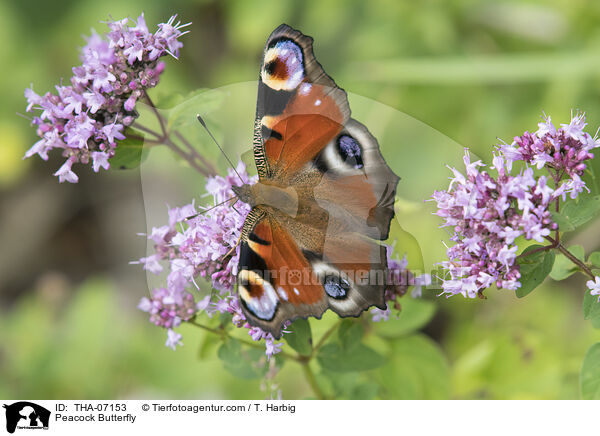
[91,151,110,172]
[165,329,183,350]
[54,158,79,183]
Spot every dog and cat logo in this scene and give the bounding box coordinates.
[2,402,50,433]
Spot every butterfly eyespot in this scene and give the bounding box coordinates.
[261,39,304,91]
[238,270,279,321]
[264,60,278,76]
[323,274,350,299]
[337,135,364,169]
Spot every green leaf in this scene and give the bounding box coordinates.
[110,128,147,169]
[516,245,555,298]
[153,91,185,109]
[284,319,312,356]
[580,343,600,399]
[377,334,450,399]
[197,332,219,360]
[217,339,267,379]
[551,196,600,231]
[583,291,600,321]
[568,195,600,227]
[386,219,425,273]
[167,89,223,130]
[320,370,379,399]
[337,320,364,351]
[550,211,575,232]
[316,320,383,372]
[317,343,385,373]
[349,383,379,400]
[373,298,436,338]
[550,245,584,281]
[588,252,600,269]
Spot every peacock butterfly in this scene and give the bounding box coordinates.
[232,24,399,338]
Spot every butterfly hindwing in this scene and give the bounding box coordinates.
[238,209,387,338]
[238,210,328,336]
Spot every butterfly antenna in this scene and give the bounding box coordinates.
[184,196,237,220]
[196,114,245,184]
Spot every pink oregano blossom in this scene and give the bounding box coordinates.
[23,14,189,182]
[587,276,600,301]
[136,162,290,357]
[432,113,600,298]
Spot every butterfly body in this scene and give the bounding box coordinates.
[233,182,298,215]
[235,24,399,338]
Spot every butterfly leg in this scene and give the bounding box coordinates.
[219,198,245,261]
[230,199,242,216]
[223,232,242,259]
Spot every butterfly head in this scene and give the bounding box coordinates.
[232,184,257,207]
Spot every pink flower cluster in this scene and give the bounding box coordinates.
[24,14,189,182]
[500,113,597,184]
[432,113,599,298]
[136,162,284,357]
[137,162,252,292]
[138,289,210,350]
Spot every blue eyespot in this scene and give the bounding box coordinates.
[337,135,364,169]
[323,274,350,299]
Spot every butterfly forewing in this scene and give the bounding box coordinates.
[253,24,350,179]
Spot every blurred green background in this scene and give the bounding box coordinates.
[2,0,600,399]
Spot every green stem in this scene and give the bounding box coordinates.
[143,90,167,138]
[588,164,599,194]
[516,242,556,260]
[546,236,596,280]
[163,137,212,176]
[188,318,333,398]
[188,319,224,336]
[301,361,327,400]
[311,320,341,358]
[555,199,561,245]
[131,122,162,140]
[187,319,300,362]
[140,92,213,177]
[174,131,217,176]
